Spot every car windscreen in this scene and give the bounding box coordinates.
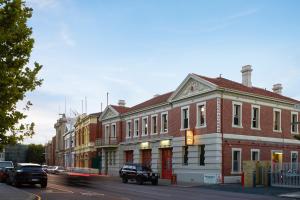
[136,165,152,172]
[20,166,43,172]
[0,162,13,168]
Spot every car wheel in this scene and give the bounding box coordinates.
[151,179,158,185]
[13,179,20,187]
[41,182,47,188]
[136,177,143,185]
[122,177,128,183]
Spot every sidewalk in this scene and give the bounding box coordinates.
[279,192,300,199]
[0,183,37,200]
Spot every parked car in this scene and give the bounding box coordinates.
[6,163,47,188]
[47,166,65,174]
[42,165,48,173]
[0,161,14,182]
[119,163,159,185]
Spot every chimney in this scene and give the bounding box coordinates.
[154,94,160,98]
[272,83,283,95]
[241,65,253,87]
[118,100,126,107]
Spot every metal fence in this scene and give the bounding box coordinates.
[271,163,300,188]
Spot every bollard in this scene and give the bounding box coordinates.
[241,172,245,188]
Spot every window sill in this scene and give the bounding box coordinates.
[180,128,190,131]
[160,131,168,134]
[273,130,282,133]
[232,125,243,129]
[251,127,261,131]
[150,132,158,135]
[195,125,207,129]
[231,171,242,175]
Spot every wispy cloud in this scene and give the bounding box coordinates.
[27,0,60,9]
[60,24,76,47]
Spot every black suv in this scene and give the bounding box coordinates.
[7,163,47,188]
[119,163,159,185]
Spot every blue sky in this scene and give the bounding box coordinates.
[22,0,300,144]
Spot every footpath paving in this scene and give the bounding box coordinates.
[0,183,37,200]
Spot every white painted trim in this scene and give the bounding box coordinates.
[111,123,116,138]
[224,133,300,145]
[168,73,217,102]
[273,108,282,133]
[251,105,261,130]
[291,112,299,134]
[223,94,299,112]
[142,116,148,136]
[105,125,110,142]
[181,105,190,130]
[231,148,242,174]
[250,149,260,161]
[291,151,298,165]
[196,102,207,128]
[172,93,220,108]
[126,120,131,139]
[133,118,139,138]
[160,111,168,134]
[232,101,243,128]
[151,114,158,135]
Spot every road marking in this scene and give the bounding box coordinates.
[47,184,74,193]
[80,192,105,196]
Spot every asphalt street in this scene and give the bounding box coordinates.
[14,174,293,200]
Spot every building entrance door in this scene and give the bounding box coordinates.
[125,150,134,163]
[141,149,151,167]
[161,148,172,179]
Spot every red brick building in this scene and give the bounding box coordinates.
[98,65,300,183]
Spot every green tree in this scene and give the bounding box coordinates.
[0,0,42,149]
[26,144,45,164]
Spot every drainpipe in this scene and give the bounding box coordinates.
[221,90,225,184]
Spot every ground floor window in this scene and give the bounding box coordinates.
[183,146,188,165]
[291,151,298,171]
[199,145,205,166]
[125,150,134,164]
[232,148,241,173]
[251,149,260,161]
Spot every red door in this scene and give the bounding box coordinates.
[141,149,152,167]
[125,150,133,163]
[161,148,172,179]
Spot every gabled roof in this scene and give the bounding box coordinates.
[194,74,300,104]
[111,105,131,114]
[127,91,173,113]
[89,112,102,117]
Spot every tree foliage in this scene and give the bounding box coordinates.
[0,0,42,149]
[25,144,45,164]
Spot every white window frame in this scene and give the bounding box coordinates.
[105,125,110,142]
[291,112,299,134]
[291,151,298,170]
[251,105,261,130]
[196,102,207,128]
[273,108,282,133]
[232,101,243,128]
[111,123,116,138]
[151,114,158,135]
[231,148,242,174]
[134,119,139,137]
[181,106,190,130]
[126,120,131,139]
[142,116,148,136]
[160,112,168,134]
[250,149,260,161]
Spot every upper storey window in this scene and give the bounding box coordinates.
[134,119,139,137]
[161,112,168,133]
[273,109,282,132]
[142,117,148,136]
[291,112,298,134]
[251,105,260,129]
[232,102,242,128]
[181,106,189,130]
[196,102,206,128]
[151,115,158,134]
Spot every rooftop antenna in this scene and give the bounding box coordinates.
[219,74,222,78]
[85,96,87,113]
[81,99,83,114]
[106,92,109,106]
[101,102,103,112]
[64,96,67,115]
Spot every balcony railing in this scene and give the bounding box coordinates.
[95,137,118,146]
